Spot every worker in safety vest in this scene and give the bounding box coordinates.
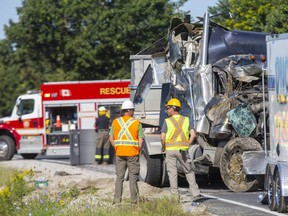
[160,98,202,204]
[109,100,144,204]
[95,106,111,165]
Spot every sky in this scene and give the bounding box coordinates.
[0,0,217,40]
[181,0,218,18]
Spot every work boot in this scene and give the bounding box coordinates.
[103,161,109,165]
[191,194,204,206]
[113,198,121,205]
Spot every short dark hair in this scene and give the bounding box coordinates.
[173,106,180,112]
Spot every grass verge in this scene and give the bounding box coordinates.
[0,165,207,216]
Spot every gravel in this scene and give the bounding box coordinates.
[0,159,213,215]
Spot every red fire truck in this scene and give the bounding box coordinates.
[0,80,130,161]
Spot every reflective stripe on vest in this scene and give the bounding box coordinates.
[116,118,134,141]
[165,115,189,150]
[114,118,138,146]
[113,117,139,156]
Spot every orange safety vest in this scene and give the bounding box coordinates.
[165,115,190,150]
[112,116,140,156]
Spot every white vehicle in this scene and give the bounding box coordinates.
[243,33,288,213]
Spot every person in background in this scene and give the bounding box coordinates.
[95,106,111,165]
[160,98,202,204]
[109,100,144,204]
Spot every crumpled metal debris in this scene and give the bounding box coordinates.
[163,18,267,140]
[134,16,267,144]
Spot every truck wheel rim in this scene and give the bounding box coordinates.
[0,141,8,157]
[228,152,244,178]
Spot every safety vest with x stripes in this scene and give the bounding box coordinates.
[165,114,190,150]
[112,116,141,156]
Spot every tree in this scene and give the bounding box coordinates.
[264,0,288,33]
[226,0,271,31]
[208,0,288,33]
[0,39,22,116]
[207,0,230,26]
[0,0,187,117]
[5,0,187,81]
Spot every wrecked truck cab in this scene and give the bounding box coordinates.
[207,25,267,65]
[131,13,268,191]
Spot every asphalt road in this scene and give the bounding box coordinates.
[12,154,287,216]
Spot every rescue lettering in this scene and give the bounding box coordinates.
[100,87,130,95]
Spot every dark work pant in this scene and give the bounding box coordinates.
[95,131,110,163]
[114,155,140,204]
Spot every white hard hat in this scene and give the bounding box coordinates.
[99,106,107,111]
[121,100,135,110]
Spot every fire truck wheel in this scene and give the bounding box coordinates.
[220,137,263,192]
[275,170,288,213]
[0,135,15,161]
[267,167,276,211]
[139,141,162,187]
[21,153,38,159]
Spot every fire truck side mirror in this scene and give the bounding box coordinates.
[16,98,22,116]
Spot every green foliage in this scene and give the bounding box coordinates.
[60,196,194,216]
[0,165,19,186]
[0,167,34,216]
[8,173,30,202]
[0,39,22,116]
[207,0,231,26]
[208,0,288,33]
[0,166,196,216]
[264,0,288,33]
[65,187,80,198]
[0,0,187,117]
[0,169,196,216]
[226,0,271,31]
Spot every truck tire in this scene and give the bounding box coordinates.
[0,135,15,161]
[139,141,162,187]
[160,159,170,187]
[275,170,288,213]
[267,167,276,210]
[21,153,38,159]
[220,137,263,192]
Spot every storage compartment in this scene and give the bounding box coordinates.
[47,133,70,145]
[70,129,97,165]
[44,105,78,145]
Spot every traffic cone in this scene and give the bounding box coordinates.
[55,115,61,128]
